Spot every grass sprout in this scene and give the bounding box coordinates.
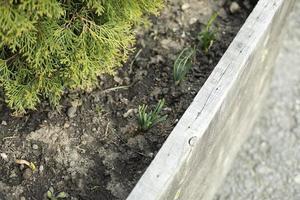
[198,13,218,53]
[173,47,195,85]
[138,99,167,131]
[46,187,68,200]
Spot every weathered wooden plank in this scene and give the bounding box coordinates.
[127,0,295,199]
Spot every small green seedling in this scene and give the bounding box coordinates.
[138,99,167,131]
[198,13,218,53]
[47,187,68,200]
[95,104,104,116]
[173,47,195,85]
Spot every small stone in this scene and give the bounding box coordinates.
[0,153,8,161]
[181,3,190,10]
[23,168,33,180]
[163,107,172,112]
[1,121,7,126]
[123,109,136,118]
[67,106,77,118]
[32,144,39,150]
[230,2,241,14]
[20,197,26,200]
[294,174,300,184]
[64,122,70,128]
[39,165,44,174]
[113,76,123,84]
[189,17,198,25]
[181,31,186,38]
[148,152,154,158]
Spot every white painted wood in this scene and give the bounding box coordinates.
[127,0,295,199]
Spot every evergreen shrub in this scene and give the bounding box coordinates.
[0,0,163,113]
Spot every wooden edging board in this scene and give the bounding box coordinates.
[127,0,295,199]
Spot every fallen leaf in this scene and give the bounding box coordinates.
[15,159,36,171]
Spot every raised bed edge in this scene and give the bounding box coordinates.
[127,0,295,199]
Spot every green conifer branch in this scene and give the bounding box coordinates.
[0,0,163,113]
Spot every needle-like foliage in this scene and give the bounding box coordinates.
[138,99,167,131]
[0,0,163,113]
[173,47,195,85]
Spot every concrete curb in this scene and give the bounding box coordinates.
[127,0,295,199]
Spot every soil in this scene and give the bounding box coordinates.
[0,0,255,200]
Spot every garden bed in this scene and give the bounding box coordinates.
[0,0,255,199]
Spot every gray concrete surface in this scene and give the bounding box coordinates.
[214,1,300,200]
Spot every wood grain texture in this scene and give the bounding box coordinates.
[127,0,295,199]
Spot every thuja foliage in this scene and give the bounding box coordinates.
[0,0,163,113]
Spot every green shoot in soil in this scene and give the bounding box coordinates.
[46,187,68,200]
[173,47,195,85]
[198,13,218,53]
[138,99,167,131]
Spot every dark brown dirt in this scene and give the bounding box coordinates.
[0,0,255,199]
